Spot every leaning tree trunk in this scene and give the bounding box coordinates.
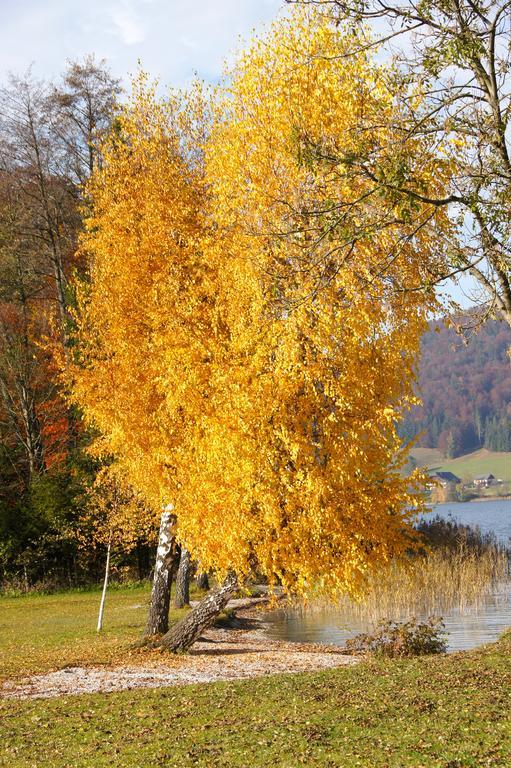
[159,571,238,652]
[144,508,177,637]
[173,548,191,608]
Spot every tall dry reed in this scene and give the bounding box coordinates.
[307,518,510,624]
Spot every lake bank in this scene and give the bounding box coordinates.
[262,500,511,652]
[3,500,510,675]
[1,629,357,700]
[468,495,511,502]
[1,595,358,699]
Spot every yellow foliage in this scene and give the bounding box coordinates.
[77,466,158,551]
[67,8,452,599]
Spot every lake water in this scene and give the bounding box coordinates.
[264,499,511,652]
[428,499,511,546]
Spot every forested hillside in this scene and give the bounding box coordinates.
[401,318,511,457]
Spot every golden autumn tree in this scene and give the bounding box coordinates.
[68,8,454,651]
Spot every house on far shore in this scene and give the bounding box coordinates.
[473,473,495,488]
[429,471,462,487]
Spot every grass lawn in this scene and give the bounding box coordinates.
[411,447,511,483]
[0,584,190,681]
[1,587,511,767]
[1,634,510,767]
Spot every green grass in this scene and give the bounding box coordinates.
[1,633,511,767]
[0,584,191,680]
[435,449,511,483]
[1,587,511,767]
[411,447,511,483]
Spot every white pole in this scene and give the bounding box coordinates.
[97,536,112,632]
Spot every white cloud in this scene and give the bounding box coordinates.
[0,0,284,86]
[109,1,146,46]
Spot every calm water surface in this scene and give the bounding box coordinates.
[264,499,511,652]
[429,499,511,545]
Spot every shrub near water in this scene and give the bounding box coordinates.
[415,515,505,555]
[345,617,448,657]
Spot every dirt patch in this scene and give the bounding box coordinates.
[1,631,358,699]
[1,595,358,700]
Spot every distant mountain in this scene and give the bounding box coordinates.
[400,317,511,457]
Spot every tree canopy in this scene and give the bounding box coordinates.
[69,8,453,599]
[291,0,511,328]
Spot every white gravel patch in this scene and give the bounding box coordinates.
[1,636,358,700]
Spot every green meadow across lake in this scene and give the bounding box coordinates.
[411,448,511,486]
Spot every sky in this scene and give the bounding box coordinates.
[0,0,477,309]
[0,0,283,86]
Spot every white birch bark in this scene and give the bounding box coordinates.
[144,505,176,636]
[97,537,111,632]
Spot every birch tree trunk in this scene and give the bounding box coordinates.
[159,572,238,652]
[173,548,191,608]
[144,507,177,637]
[97,537,111,632]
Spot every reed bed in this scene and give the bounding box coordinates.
[304,518,511,624]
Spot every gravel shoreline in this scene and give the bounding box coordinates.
[1,600,359,700]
